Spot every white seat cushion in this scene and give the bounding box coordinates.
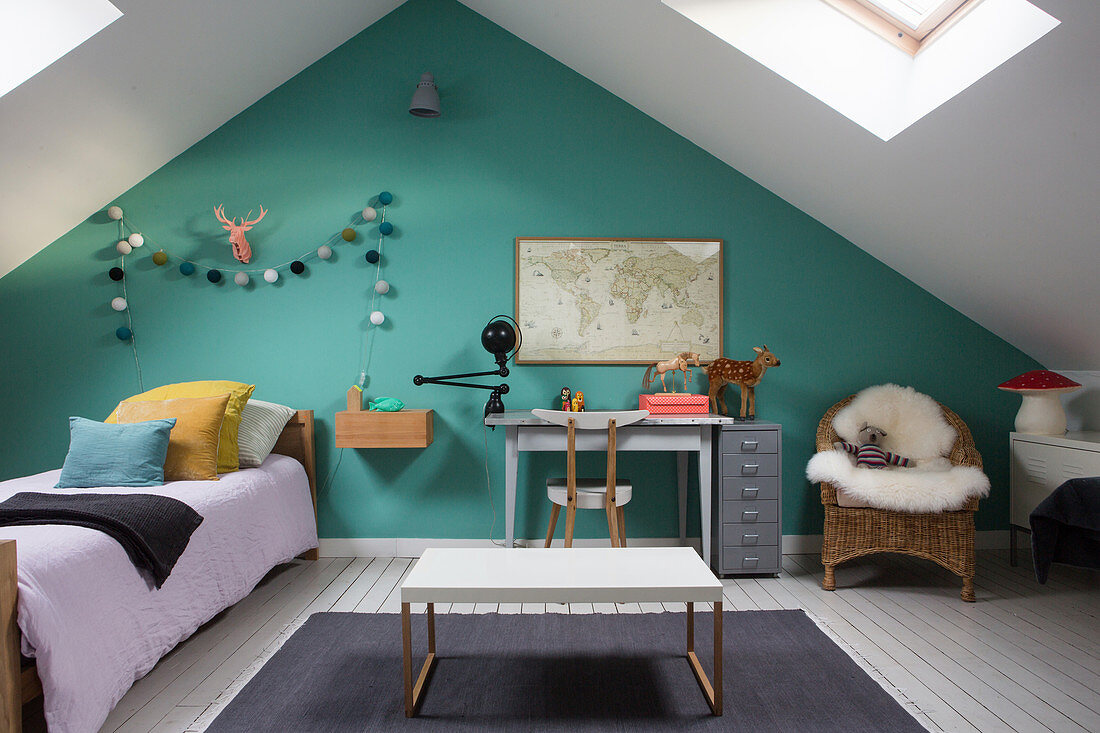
[547,478,632,509]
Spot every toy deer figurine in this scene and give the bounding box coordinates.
[214,205,266,264]
[703,345,781,419]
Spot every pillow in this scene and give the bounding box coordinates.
[105,380,255,474]
[56,416,176,488]
[237,399,297,468]
[116,394,230,481]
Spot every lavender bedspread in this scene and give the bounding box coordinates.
[0,454,318,733]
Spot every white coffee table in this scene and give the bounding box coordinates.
[400,547,724,717]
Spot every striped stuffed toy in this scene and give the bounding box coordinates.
[834,423,913,469]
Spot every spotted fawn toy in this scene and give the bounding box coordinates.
[703,345,781,419]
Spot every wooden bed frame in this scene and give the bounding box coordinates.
[0,409,318,731]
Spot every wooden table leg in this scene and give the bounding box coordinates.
[402,602,438,718]
[686,600,722,715]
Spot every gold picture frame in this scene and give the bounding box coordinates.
[515,237,723,364]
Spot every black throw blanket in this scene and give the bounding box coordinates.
[0,492,203,588]
[1030,477,1100,584]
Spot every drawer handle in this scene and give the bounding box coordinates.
[744,556,759,566]
[742,510,759,521]
[743,533,759,544]
[742,487,759,498]
[741,440,759,450]
[742,464,760,475]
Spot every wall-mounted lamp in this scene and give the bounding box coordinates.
[413,316,521,417]
[409,72,440,117]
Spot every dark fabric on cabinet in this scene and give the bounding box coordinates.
[1030,476,1100,583]
[208,610,925,732]
[0,491,203,587]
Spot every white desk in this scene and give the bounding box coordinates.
[400,547,724,716]
[484,410,735,558]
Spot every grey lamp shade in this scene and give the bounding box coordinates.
[409,72,440,117]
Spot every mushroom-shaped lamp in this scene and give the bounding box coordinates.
[997,370,1081,435]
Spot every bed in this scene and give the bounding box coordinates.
[0,410,319,733]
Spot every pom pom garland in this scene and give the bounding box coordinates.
[152,250,168,266]
[365,249,380,264]
[180,262,196,276]
[107,206,124,220]
[290,260,306,275]
[379,221,394,236]
[263,268,279,283]
[341,228,356,242]
[370,310,385,325]
[317,245,333,260]
[117,240,132,255]
[375,279,390,294]
[109,267,124,281]
[111,297,128,312]
[378,191,393,205]
[234,271,250,286]
[116,327,132,341]
[362,206,377,222]
[207,269,222,283]
[127,233,144,248]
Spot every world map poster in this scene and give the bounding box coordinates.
[515,238,723,363]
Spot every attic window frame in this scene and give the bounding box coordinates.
[821,0,984,55]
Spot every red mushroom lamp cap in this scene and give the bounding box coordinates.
[998,370,1081,393]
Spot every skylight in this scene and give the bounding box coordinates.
[662,0,1059,140]
[0,0,122,99]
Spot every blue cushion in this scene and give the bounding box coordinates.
[56,416,177,488]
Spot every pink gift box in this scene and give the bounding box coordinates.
[639,393,710,414]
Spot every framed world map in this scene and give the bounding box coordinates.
[515,237,723,364]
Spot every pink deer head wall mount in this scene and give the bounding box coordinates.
[213,204,266,264]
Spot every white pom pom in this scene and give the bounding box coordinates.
[374,279,390,294]
[263,268,279,283]
[110,297,127,312]
[107,206,123,220]
[370,310,385,325]
[128,233,144,247]
[116,240,132,255]
[362,206,377,222]
[234,272,250,286]
[317,245,333,260]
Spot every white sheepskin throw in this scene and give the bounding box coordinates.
[806,384,990,513]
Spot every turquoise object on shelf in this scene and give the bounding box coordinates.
[368,397,404,412]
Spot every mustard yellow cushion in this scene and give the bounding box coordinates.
[116,394,230,481]
[106,380,255,473]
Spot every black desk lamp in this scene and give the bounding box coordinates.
[413,316,521,417]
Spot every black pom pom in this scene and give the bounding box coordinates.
[207,269,222,283]
[109,267,124,281]
[290,260,305,275]
[365,250,380,264]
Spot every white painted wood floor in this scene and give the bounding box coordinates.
[79,550,1098,733]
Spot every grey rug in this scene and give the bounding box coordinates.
[207,610,925,732]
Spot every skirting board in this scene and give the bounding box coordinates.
[318,530,1011,557]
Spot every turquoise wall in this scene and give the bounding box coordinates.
[0,0,1038,538]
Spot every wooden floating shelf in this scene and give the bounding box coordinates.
[335,409,434,448]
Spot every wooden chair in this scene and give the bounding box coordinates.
[815,396,982,602]
[532,409,649,548]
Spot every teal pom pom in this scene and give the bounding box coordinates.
[379,222,394,236]
[116,327,132,341]
[378,191,393,205]
[179,262,195,276]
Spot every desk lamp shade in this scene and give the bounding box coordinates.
[998,370,1081,435]
[409,73,440,118]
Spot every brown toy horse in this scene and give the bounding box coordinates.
[704,346,780,419]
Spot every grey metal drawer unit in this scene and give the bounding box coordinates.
[712,421,781,576]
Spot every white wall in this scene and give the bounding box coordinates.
[1058,371,1100,431]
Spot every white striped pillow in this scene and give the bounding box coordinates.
[237,399,296,468]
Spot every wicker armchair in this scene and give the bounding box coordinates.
[816,395,982,602]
